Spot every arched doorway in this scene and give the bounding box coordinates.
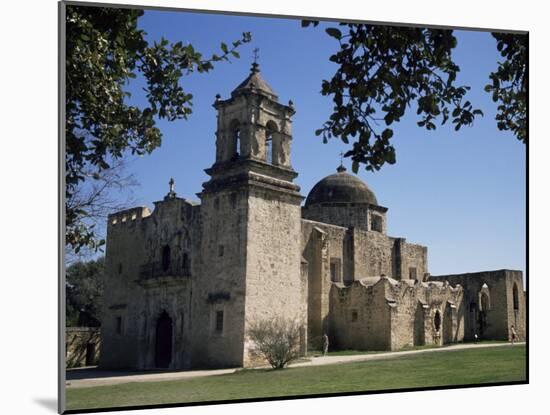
[155,311,173,368]
[478,293,489,338]
[443,304,454,344]
[433,310,442,345]
[434,310,441,331]
[414,303,425,346]
[161,245,171,272]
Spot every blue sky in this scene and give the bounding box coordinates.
[117,9,526,277]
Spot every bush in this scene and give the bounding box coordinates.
[247,317,303,369]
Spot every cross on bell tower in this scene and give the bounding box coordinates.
[251,47,260,73]
[166,177,176,199]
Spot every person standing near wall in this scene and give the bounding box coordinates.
[323,334,329,356]
[510,325,517,345]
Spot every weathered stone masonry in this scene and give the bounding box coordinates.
[100,64,525,370]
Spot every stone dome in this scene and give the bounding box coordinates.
[305,166,378,207]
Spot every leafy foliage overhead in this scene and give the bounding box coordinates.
[304,21,527,174]
[303,21,483,173]
[485,33,527,143]
[65,5,251,252]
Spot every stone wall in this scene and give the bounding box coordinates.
[329,279,391,350]
[301,219,349,348]
[353,230,395,277]
[66,327,100,368]
[302,203,387,233]
[243,187,306,366]
[101,196,199,370]
[330,277,464,352]
[193,188,248,368]
[430,270,526,342]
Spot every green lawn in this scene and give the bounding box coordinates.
[66,345,526,411]
[307,340,509,357]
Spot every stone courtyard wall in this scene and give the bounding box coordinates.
[329,279,391,350]
[330,278,464,351]
[430,270,526,341]
[66,327,100,368]
[301,219,349,349]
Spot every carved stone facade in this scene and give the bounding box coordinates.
[100,65,526,370]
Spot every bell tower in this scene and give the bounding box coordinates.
[194,61,306,368]
[211,60,296,170]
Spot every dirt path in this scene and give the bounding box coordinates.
[66,342,524,389]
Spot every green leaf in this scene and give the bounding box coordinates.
[326,28,342,40]
[381,129,394,140]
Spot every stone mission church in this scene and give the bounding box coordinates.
[101,63,526,370]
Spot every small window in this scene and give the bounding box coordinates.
[218,245,224,257]
[161,245,171,271]
[118,263,123,275]
[215,310,224,332]
[371,214,383,232]
[513,284,519,310]
[116,316,122,334]
[409,267,417,280]
[351,310,358,322]
[470,302,477,312]
[214,197,220,210]
[329,258,341,282]
[230,193,237,208]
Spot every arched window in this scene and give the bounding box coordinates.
[434,310,441,331]
[481,293,490,312]
[234,128,241,156]
[513,283,519,310]
[265,134,273,163]
[161,245,171,272]
[265,121,278,164]
[230,120,241,157]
